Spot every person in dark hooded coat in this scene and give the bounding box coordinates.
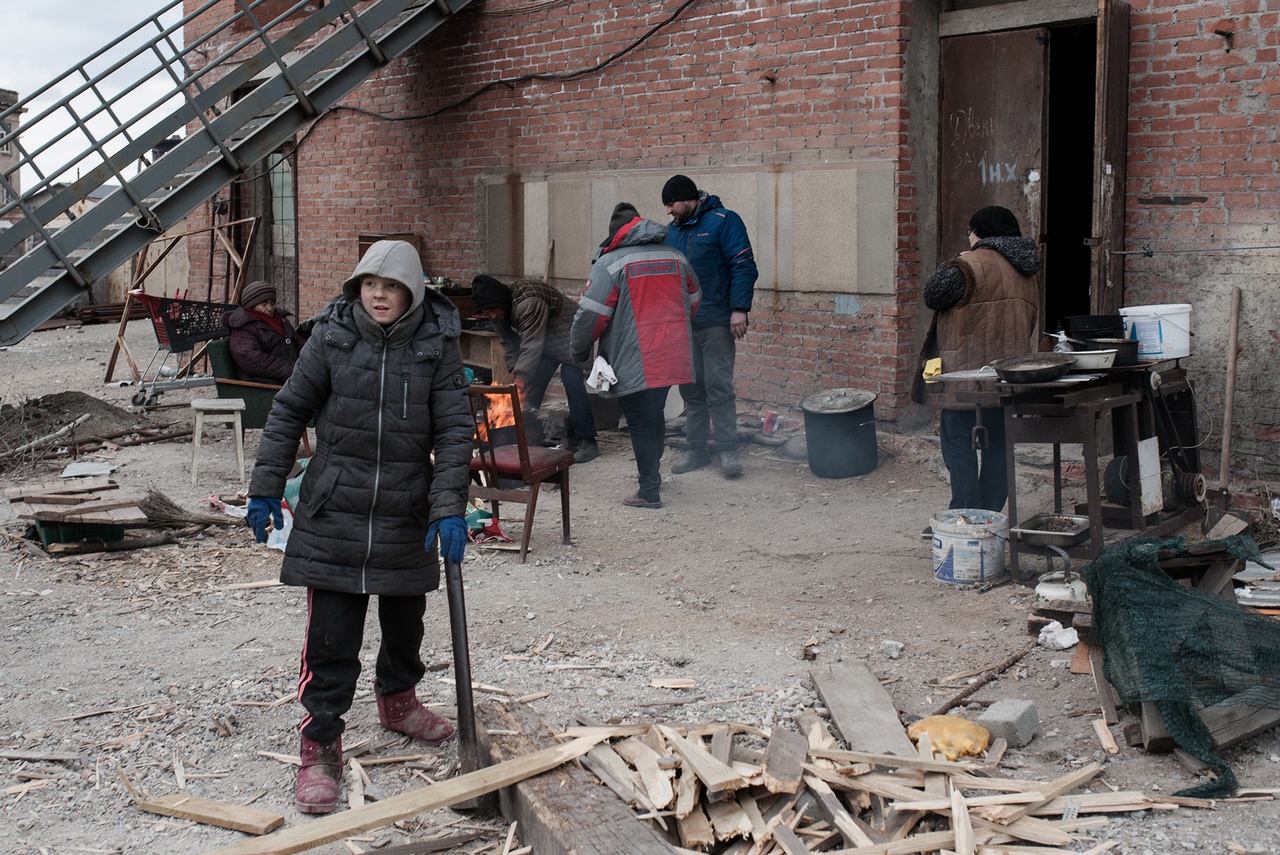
[223,279,300,383]
[916,205,1041,523]
[245,240,475,815]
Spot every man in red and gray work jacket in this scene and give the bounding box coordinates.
[571,203,700,509]
[471,275,600,463]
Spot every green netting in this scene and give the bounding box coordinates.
[1083,534,1275,798]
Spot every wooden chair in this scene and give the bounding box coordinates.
[206,337,311,455]
[468,384,575,563]
[206,338,284,431]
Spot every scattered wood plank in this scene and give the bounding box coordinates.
[761,727,808,794]
[974,762,1101,826]
[658,725,749,798]
[1088,647,1121,726]
[810,663,916,757]
[138,793,283,835]
[1092,719,1120,754]
[804,773,877,847]
[951,789,975,855]
[615,736,675,810]
[206,731,607,854]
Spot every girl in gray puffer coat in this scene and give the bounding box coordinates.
[246,240,475,814]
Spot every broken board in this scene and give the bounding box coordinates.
[810,662,916,757]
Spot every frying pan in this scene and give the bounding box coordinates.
[990,353,1076,384]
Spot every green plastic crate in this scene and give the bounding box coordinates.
[34,520,127,547]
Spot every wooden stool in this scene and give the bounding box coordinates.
[191,398,246,486]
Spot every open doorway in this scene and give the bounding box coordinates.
[936,1,1129,337]
[1043,22,1097,334]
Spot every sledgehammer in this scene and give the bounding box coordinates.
[443,558,488,808]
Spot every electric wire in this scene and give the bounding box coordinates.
[275,0,703,164]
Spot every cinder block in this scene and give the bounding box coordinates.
[978,699,1039,748]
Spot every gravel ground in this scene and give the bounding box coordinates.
[1,319,1279,854]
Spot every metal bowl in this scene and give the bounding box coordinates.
[990,353,1077,384]
[1011,513,1091,548]
[1068,349,1117,370]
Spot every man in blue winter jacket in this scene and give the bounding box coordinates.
[662,175,758,478]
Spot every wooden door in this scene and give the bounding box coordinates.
[938,29,1048,260]
[1091,0,1130,313]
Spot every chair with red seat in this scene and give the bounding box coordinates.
[467,384,575,563]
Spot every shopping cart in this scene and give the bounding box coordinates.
[129,290,238,407]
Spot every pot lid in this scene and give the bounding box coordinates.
[800,388,877,414]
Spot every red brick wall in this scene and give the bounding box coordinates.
[1124,0,1280,486]
[185,0,921,421]
[183,0,1280,484]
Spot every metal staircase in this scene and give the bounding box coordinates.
[0,0,472,346]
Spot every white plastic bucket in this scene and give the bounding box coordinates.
[932,509,1008,585]
[1118,303,1191,359]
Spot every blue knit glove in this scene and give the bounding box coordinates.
[246,496,283,544]
[427,516,468,563]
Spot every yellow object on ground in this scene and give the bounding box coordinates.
[907,715,990,760]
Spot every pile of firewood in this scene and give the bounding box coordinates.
[475,662,1195,855]
[563,715,1177,854]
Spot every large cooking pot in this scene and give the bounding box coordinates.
[990,353,1076,384]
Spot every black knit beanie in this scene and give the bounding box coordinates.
[608,203,640,238]
[661,174,699,205]
[470,274,512,312]
[968,206,1022,239]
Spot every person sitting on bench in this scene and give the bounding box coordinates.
[223,279,301,384]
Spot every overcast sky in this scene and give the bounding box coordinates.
[2,1,183,189]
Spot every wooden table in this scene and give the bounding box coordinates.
[458,329,510,384]
[947,363,1202,580]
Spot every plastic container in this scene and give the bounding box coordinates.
[799,389,877,478]
[931,509,1008,585]
[1119,303,1192,359]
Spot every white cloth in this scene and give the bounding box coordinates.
[586,355,618,393]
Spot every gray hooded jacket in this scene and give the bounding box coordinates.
[248,240,475,595]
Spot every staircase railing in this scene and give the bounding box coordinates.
[0,0,469,345]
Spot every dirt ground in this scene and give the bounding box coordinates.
[1,318,1279,854]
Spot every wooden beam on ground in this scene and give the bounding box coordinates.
[810,663,916,757]
[139,794,283,835]
[206,725,607,854]
[1200,702,1280,750]
[1139,702,1175,753]
[473,702,680,855]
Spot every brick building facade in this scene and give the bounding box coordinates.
[184,0,1280,490]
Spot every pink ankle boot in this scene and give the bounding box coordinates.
[295,736,342,814]
[376,688,455,746]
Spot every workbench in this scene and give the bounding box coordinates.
[945,362,1203,580]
